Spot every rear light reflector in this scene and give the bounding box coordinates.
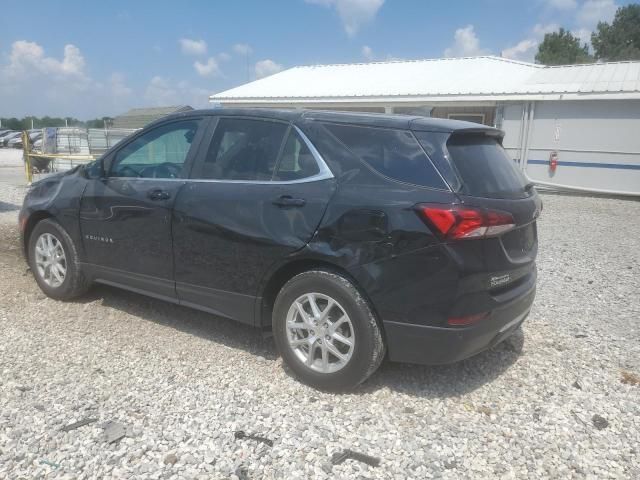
[416,204,515,240]
[447,312,490,326]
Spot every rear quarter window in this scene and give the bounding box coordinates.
[323,123,447,189]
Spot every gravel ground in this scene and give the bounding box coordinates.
[0,148,639,479]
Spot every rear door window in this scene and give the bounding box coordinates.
[194,118,288,181]
[445,134,529,199]
[323,123,447,189]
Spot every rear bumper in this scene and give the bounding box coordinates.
[383,282,535,365]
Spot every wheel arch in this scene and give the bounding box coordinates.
[258,258,386,341]
[22,210,53,260]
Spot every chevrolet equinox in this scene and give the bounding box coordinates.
[20,109,540,389]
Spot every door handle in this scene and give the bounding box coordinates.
[272,195,306,208]
[147,189,171,201]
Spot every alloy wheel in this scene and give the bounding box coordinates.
[285,292,355,373]
[34,233,67,288]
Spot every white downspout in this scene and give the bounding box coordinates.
[522,101,536,175]
[517,103,528,170]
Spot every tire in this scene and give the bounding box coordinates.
[28,219,89,300]
[272,270,385,390]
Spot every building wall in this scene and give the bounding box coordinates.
[431,106,495,126]
[502,100,640,195]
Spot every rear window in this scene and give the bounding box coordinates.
[445,134,529,199]
[323,123,447,189]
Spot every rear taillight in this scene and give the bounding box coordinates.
[416,204,515,240]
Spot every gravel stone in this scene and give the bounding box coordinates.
[592,414,609,430]
[0,149,639,478]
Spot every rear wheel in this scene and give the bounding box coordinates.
[28,219,89,300]
[273,270,385,390]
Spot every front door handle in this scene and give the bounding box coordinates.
[147,189,171,201]
[272,195,306,208]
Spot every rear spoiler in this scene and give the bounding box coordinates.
[448,127,504,139]
[409,118,504,139]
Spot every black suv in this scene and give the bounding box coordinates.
[20,109,540,389]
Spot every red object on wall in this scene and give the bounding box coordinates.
[549,151,558,173]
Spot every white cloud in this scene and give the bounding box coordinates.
[444,25,490,57]
[109,73,133,98]
[193,57,221,77]
[576,0,617,28]
[305,0,384,36]
[179,38,207,56]
[362,45,374,60]
[501,23,560,62]
[144,76,209,107]
[0,40,140,117]
[255,59,284,79]
[501,39,539,61]
[543,0,577,9]
[144,76,176,105]
[233,43,253,56]
[533,23,561,37]
[5,41,87,79]
[572,27,593,45]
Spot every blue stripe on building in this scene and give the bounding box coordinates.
[527,160,640,171]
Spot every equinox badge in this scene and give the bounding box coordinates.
[85,234,114,244]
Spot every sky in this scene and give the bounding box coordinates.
[0,0,633,119]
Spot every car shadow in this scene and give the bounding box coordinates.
[355,330,523,398]
[79,284,278,359]
[79,284,524,399]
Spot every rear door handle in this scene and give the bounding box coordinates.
[272,195,306,208]
[147,189,171,201]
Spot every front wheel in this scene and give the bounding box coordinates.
[28,219,89,300]
[273,270,385,390]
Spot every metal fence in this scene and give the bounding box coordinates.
[25,127,138,182]
[41,127,138,157]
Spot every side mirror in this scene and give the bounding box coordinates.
[83,158,106,179]
[102,154,114,177]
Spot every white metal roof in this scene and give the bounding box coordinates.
[210,56,640,104]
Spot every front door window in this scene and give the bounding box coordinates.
[110,120,200,179]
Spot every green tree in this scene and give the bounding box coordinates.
[0,118,23,130]
[592,4,640,61]
[86,117,114,129]
[0,116,88,130]
[535,28,593,65]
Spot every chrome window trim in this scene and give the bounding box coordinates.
[293,125,333,180]
[106,176,334,185]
